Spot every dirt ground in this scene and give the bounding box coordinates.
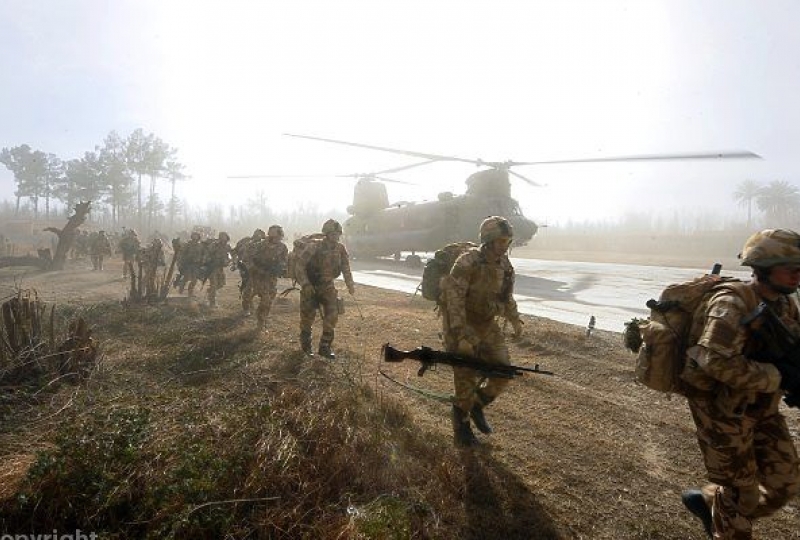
[1,256,798,539]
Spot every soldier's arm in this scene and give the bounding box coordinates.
[340,244,355,292]
[691,291,782,393]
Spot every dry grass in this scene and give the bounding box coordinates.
[0,258,798,539]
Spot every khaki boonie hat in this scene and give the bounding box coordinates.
[740,228,800,267]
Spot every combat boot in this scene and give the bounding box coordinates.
[318,343,336,360]
[681,489,713,539]
[300,331,314,357]
[452,406,480,447]
[470,391,496,434]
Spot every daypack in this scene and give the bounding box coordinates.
[287,233,326,283]
[420,242,478,302]
[627,275,755,396]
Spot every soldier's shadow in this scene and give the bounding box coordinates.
[460,449,562,540]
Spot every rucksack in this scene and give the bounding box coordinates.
[626,275,755,396]
[420,242,478,302]
[287,233,326,284]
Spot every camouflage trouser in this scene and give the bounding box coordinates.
[122,256,135,277]
[688,398,800,539]
[143,266,159,298]
[245,273,278,326]
[182,267,199,296]
[443,314,511,413]
[91,254,104,270]
[300,282,338,347]
[207,268,226,306]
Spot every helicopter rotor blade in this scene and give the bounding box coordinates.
[373,159,441,175]
[508,169,544,187]
[508,150,761,167]
[226,174,335,179]
[284,133,480,165]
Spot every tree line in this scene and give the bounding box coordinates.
[0,129,187,230]
[733,179,800,229]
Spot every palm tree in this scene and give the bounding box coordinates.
[733,179,762,228]
[756,180,800,227]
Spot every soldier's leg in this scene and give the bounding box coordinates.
[256,278,278,329]
[98,255,104,271]
[750,413,800,518]
[687,399,760,539]
[242,281,255,314]
[299,286,317,355]
[207,274,218,306]
[318,287,339,358]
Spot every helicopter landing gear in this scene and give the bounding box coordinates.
[393,252,402,261]
[406,254,422,268]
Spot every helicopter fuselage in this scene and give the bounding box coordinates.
[343,190,537,258]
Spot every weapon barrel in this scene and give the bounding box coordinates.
[382,344,553,377]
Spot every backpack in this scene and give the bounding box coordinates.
[287,233,326,284]
[627,275,755,396]
[420,242,478,302]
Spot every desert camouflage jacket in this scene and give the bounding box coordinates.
[244,239,288,277]
[90,235,112,256]
[205,240,231,269]
[295,240,353,289]
[118,236,140,258]
[440,245,520,331]
[179,239,205,267]
[140,245,165,268]
[682,282,796,416]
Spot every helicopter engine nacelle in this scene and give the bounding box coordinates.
[350,179,390,216]
[465,169,512,198]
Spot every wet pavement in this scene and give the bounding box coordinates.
[350,256,752,333]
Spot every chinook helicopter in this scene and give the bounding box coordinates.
[283,133,759,264]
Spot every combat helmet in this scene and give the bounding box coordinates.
[252,228,267,241]
[479,216,514,244]
[322,219,343,235]
[218,231,230,243]
[267,225,284,239]
[740,229,800,267]
[190,231,201,241]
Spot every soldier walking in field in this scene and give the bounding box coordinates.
[177,231,206,297]
[295,219,355,359]
[681,228,800,539]
[118,229,141,278]
[241,225,288,330]
[234,228,267,310]
[205,231,232,308]
[439,216,524,447]
[89,230,113,271]
[140,237,166,301]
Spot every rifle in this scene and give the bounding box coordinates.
[382,344,554,379]
[745,301,800,408]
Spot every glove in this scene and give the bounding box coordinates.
[775,361,800,393]
[347,283,355,296]
[455,328,480,357]
[511,318,524,339]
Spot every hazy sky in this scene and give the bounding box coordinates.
[1,0,799,226]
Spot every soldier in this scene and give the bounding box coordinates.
[439,216,524,447]
[235,229,267,309]
[140,237,166,301]
[295,219,355,359]
[177,231,205,297]
[242,225,288,330]
[205,231,232,308]
[681,229,800,539]
[89,230,113,271]
[118,229,141,278]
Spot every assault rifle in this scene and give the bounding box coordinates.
[745,301,800,408]
[382,344,554,379]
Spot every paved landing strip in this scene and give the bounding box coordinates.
[349,257,752,333]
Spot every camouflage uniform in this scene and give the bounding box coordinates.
[89,231,112,270]
[118,231,140,278]
[681,229,800,539]
[205,233,231,307]
[242,226,288,329]
[140,239,166,300]
[178,234,205,297]
[439,216,523,446]
[296,220,355,358]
